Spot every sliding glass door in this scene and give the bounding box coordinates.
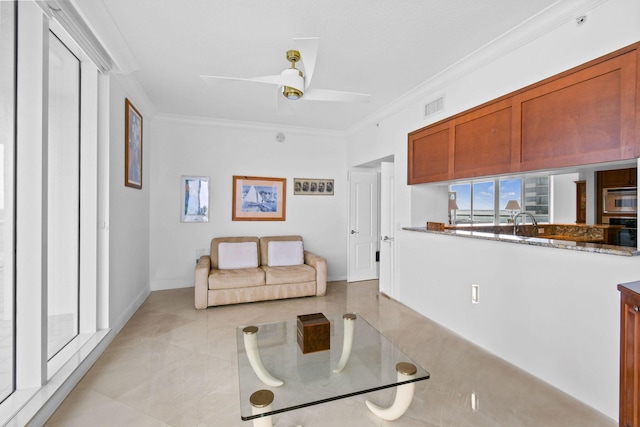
[47,33,80,359]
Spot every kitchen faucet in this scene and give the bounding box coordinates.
[513,212,538,235]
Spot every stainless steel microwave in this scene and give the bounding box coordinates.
[603,187,637,214]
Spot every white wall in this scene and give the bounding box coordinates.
[551,173,579,224]
[149,117,348,290]
[108,76,151,327]
[346,0,640,420]
[398,230,635,420]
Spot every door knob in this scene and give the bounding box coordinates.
[350,230,359,235]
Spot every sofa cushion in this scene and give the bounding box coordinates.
[209,267,264,290]
[259,235,302,266]
[267,240,304,266]
[211,237,260,269]
[262,264,316,285]
[218,241,259,269]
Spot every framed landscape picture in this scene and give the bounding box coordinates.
[124,98,143,189]
[232,176,286,221]
[293,178,334,195]
[181,176,210,222]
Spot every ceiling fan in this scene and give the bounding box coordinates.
[200,37,370,112]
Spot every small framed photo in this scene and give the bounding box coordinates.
[232,176,286,221]
[293,178,334,195]
[181,176,210,222]
[124,98,143,189]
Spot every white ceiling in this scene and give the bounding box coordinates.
[77,0,564,131]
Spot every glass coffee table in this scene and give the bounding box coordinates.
[236,313,430,425]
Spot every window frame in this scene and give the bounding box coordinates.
[1,3,107,424]
[449,174,550,225]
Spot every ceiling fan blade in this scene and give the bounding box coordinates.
[276,87,293,115]
[304,88,370,103]
[200,74,287,86]
[294,37,319,90]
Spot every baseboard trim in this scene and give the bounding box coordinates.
[9,286,151,426]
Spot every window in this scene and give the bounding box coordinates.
[47,33,80,360]
[449,175,549,225]
[450,183,470,223]
[449,181,495,224]
[0,3,104,423]
[472,181,494,224]
[524,177,550,223]
[499,178,521,223]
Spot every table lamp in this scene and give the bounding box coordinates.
[505,199,521,222]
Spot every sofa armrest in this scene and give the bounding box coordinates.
[304,251,327,296]
[195,255,211,309]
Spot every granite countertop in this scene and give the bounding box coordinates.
[403,226,639,257]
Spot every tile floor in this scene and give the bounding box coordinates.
[45,281,616,426]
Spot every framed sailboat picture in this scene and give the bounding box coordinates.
[232,176,286,221]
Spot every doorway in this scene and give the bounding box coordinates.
[347,170,378,282]
[347,157,395,292]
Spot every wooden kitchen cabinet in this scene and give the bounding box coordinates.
[518,50,637,172]
[452,100,513,179]
[408,100,515,184]
[407,41,640,185]
[407,121,451,184]
[575,181,586,224]
[600,168,638,187]
[618,281,640,427]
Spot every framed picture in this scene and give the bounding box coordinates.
[293,178,334,195]
[181,176,210,222]
[125,98,143,189]
[232,176,286,221]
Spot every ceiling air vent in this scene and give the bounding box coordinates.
[424,96,444,118]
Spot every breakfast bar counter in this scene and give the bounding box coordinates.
[403,226,639,256]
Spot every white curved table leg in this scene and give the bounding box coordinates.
[243,326,284,387]
[250,390,274,427]
[333,313,357,373]
[366,362,417,421]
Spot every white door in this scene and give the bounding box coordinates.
[347,171,378,282]
[379,162,395,297]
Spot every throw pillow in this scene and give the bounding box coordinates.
[267,240,304,266]
[218,242,258,269]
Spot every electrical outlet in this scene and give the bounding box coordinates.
[471,284,480,304]
[538,227,545,234]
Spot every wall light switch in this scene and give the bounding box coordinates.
[471,392,479,411]
[471,284,480,304]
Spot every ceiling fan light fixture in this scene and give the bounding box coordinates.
[283,86,302,100]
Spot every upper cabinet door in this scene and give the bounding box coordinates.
[517,50,638,172]
[453,99,514,179]
[408,121,452,184]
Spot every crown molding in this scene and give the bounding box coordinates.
[70,0,139,74]
[153,113,346,139]
[347,0,610,136]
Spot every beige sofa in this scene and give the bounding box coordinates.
[194,235,327,309]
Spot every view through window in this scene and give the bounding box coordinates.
[450,176,549,225]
